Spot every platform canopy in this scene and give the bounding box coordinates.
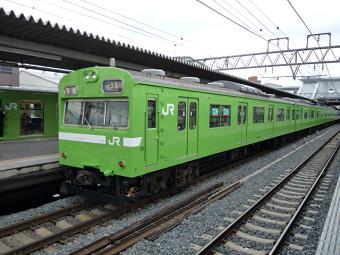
[0,8,317,102]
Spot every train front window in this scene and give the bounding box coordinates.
[83,101,105,126]
[64,101,83,125]
[105,101,128,128]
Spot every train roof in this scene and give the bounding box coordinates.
[130,70,319,107]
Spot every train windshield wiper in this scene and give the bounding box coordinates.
[83,117,93,130]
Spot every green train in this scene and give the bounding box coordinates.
[58,66,339,200]
[0,88,58,141]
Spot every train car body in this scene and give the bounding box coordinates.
[0,88,58,141]
[58,67,338,199]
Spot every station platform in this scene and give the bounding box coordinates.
[0,138,63,193]
[316,175,340,255]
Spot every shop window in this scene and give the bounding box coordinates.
[210,104,220,128]
[178,102,186,130]
[253,107,264,123]
[221,105,231,126]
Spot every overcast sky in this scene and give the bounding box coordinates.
[1,0,340,86]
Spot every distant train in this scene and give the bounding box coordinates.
[58,66,339,201]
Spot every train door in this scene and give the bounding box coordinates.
[237,103,248,143]
[268,105,274,136]
[0,99,3,138]
[176,99,188,158]
[287,107,291,132]
[188,99,198,156]
[145,94,159,166]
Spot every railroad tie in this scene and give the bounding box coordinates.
[236,231,275,244]
[225,241,266,255]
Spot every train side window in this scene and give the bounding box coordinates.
[189,102,197,129]
[292,110,295,120]
[210,104,220,128]
[311,110,314,118]
[221,105,231,126]
[178,102,186,130]
[253,107,264,123]
[277,108,285,121]
[296,110,299,120]
[243,106,247,124]
[147,99,156,128]
[237,106,242,125]
[304,111,308,119]
[317,111,319,118]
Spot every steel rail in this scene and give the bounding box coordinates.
[0,203,90,238]
[4,183,224,255]
[196,130,340,255]
[71,182,240,255]
[268,136,340,254]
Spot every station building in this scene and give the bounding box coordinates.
[0,66,60,141]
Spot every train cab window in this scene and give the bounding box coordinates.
[178,102,186,130]
[253,107,264,123]
[147,99,156,128]
[277,108,285,121]
[237,106,242,125]
[106,101,129,128]
[243,106,247,124]
[221,105,231,126]
[64,101,83,125]
[210,105,220,128]
[83,101,105,126]
[189,102,197,129]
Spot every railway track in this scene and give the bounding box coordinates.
[195,131,340,255]
[0,128,336,255]
[0,182,240,255]
[69,182,240,255]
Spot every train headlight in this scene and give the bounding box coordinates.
[83,70,99,82]
[84,73,91,80]
[64,86,78,96]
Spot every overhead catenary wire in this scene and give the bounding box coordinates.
[286,0,337,91]
[3,0,134,41]
[195,0,268,41]
[60,0,178,45]
[196,0,304,79]
[211,0,268,39]
[78,0,184,42]
[233,0,278,39]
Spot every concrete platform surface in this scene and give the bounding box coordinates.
[0,138,57,161]
[316,175,340,255]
